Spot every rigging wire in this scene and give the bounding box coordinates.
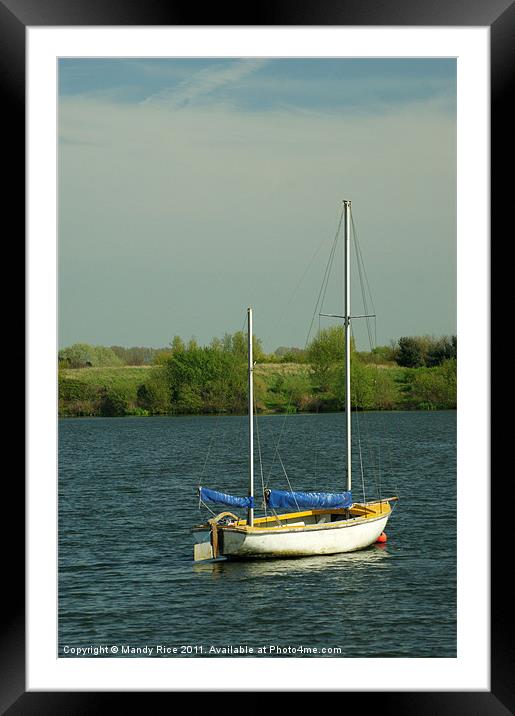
[305,210,343,348]
[198,497,218,517]
[273,206,344,347]
[198,309,249,505]
[355,405,367,505]
[349,321,377,502]
[254,392,267,517]
[198,395,226,491]
[351,212,377,349]
[351,211,401,502]
[265,210,343,490]
[277,452,300,511]
[350,214,384,502]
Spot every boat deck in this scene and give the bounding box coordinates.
[192,499,396,534]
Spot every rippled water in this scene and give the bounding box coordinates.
[58,410,456,658]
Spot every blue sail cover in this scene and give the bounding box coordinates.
[266,489,352,510]
[199,487,254,509]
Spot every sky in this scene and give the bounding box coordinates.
[58,58,456,352]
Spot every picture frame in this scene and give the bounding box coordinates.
[6,0,506,711]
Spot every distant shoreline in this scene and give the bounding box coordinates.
[58,407,457,419]
[59,360,456,417]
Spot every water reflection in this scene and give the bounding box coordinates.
[192,543,390,579]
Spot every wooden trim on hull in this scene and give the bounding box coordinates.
[192,499,395,534]
[225,509,390,536]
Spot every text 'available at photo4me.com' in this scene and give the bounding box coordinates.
[61,643,344,656]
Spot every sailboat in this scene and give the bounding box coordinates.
[192,200,398,561]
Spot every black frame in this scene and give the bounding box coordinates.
[7,0,507,712]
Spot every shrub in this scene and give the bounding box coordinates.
[99,387,130,416]
[407,359,456,409]
[307,326,346,391]
[396,337,425,368]
[165,344,247,414]
[136,368,171,414]
[58,343,123,368]
[58,378,99,403]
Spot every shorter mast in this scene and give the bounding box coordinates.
[247,307,254,526]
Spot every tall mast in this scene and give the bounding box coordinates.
[343,200,352,493]
[247,307,254,526]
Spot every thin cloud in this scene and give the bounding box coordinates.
[140,58,269,109]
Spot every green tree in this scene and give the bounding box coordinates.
[371,344,397,364]
[110,345,157,365]
[370,368,398,409]
[170,335,186,353]
[136,368,171,414]
[58,343,96,368]
[164,343,247,414]
[99,387,129,416]
[58,343,123,368]
[92,346,124,367]
[408,359,456,409]
[275,346,307,363]
[307,325,347,391]
[440,357,457,407]
[329,356,379,409]
[397,336,425,368]
[426,336,457,367]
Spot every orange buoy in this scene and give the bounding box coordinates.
[376,532,387,543]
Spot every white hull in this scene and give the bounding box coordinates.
[193,503,393,561]
[223,515,389,558]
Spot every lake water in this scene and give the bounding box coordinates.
[58,410,456,658]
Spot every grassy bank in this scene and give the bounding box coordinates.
[59,360,456,417]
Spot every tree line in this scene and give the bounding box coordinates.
[58,329,457,416]
[58,332,456,369]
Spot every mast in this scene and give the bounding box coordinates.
[247,307,254,526]
[343,200,352,493]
